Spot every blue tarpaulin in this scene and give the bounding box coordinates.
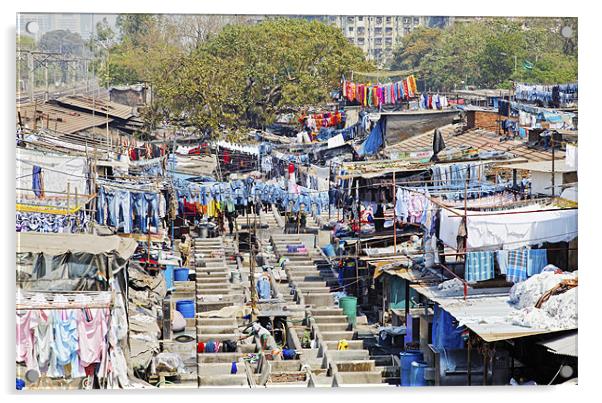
[358,119,385,156]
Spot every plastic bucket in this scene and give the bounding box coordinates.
[176,300,195,318]
[339,296,358,326]
[399,351,423,386]
[174,267,189,282]
[410,361,428,386]
[322,244,336,257]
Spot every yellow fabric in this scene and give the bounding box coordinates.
[337,339,349,350]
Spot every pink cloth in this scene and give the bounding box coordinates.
[16,310,39,370]
[77,308,109,367]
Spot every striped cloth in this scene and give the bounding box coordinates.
[465,251,495,282]
[506,248,529,283]
[527,249,548,277]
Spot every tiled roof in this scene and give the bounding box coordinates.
[389,125,564,162]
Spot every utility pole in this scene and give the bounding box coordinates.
[44,60,49,101]
[27,51,34,102]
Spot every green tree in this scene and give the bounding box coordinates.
[154,18,373,134]
[390,26,441,73]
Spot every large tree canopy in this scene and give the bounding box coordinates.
[154,18,373,134]
[390,18,577,91]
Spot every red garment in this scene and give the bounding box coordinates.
[223,149,231,164]
[197,342,205,353]
[288,163,295,174]
[402,81,409,100]
[428,95,433,109]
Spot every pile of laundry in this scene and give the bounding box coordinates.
[507,267,578,330]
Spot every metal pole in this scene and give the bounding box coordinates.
[355,179,360,298]
[393,171,397,251]
[551,135,556,197]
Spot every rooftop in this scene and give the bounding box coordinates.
[17,102,113,134]
[390,125,565,162]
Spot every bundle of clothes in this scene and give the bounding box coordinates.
[514,83,578,108]
[341,75,418,107]
[419,93,450,110]
[300,110,346,130]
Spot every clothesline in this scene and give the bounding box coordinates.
[16,157,88,179]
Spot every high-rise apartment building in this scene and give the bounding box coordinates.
[317,15,452,67]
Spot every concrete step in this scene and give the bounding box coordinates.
[324,340,364,350]
[197,362,239,376]
[197,325,239,334]
[198,374,248,387]
[314,323,350,332]
[336,371,383,385]
[197,352,242,363]
[303,293,334,307]
[334,360,376,373]
[310,308,344,316]
[196,318,238,326]
[319,331,355,342]
[197,301,239,312]
[313,315,348,324]
[326,350,370,361]
[197,333,239,342]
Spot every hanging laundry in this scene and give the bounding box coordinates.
[465,251,495,282]
[506,248,529,283]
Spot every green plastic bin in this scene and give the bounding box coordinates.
[339,296,358,326]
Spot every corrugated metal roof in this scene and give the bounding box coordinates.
[537,332,577,357]
[54,95,135,120]
[497,159,575,173]
[17,103,112,134]
[391,126,565,162]
[411,284,576,342]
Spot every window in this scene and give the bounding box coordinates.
[347,37,355,44]
[348,26,354,32]
[376,17,383,24]
[375,27,382,35]
[404,27,411,34]
[404,17,410,23]
[375,38,382,45]
[386,16,392,23]
[357,27,365,35]
[385,27,393,35]
[414,17,420,24]
[347,16,354,23]
[357,37,365,45]
[358,16,364,21]
[385,38,392,46]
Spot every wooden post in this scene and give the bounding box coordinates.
[467,331,472,386]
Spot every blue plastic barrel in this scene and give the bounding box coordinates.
[174,267,189,282]
[410,361,428,386]
[399,351,423,386]
[176,300,195,318]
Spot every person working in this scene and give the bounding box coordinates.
[178,235,191,266]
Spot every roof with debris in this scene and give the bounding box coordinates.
[17,102,113,134]
[410,284,576,342]
[390,125,565,162]
[54,95,136,120]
